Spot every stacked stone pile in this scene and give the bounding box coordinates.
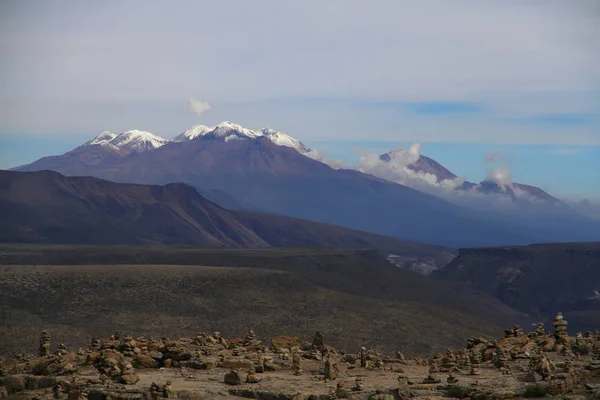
[2,313,600,399]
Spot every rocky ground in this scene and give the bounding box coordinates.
[2,313,600,400]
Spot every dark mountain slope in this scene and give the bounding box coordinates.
[0,170,267,246]
[15,139,544,247]
[0,170,454,267]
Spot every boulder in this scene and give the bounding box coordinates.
[246,373,260,384]
[224,370,242,385]
[120,373,140,385]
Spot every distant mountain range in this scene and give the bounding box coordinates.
[11,122,600,247]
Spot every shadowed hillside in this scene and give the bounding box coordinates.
[434,242,600,332]
[0,170,454,269]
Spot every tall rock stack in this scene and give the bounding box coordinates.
[553,312,569,344]
[292,353,303,376]
[312,331,325,352]
[39,330,51,357]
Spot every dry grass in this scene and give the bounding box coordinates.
[0,246,528,356]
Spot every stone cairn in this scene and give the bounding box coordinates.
[324,357,336,380]
[150,381,172,398]
[424,357,441,384]
[440,350,457,372]
[312,331,325,352]
[536,354,555,381]
[513,325,524,337]
[469,351,482,375]
[360,347,367,368]
[89,337,101,352]
[246,364,259,383]
[494,343,512,375]
[353,377,364,391]
[292,352,303,376]
[429,354,441,373]
[39,330,51,357]
[244,329,259,347]
[57,343,68,356]
[553,312,569,344]
[535,323,545,336]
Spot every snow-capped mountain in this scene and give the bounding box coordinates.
[82,131,118,147]
[80,122,311,155]
[172,121,311,153]
[82,129,169,153]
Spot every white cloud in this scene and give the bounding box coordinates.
[484,151,501,163]
[0,0,598,145]
[486,168,512,186]
[187,98,211,117]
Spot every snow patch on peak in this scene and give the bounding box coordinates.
[173,125,212,142]
[82,129,169,153]
[83,131,118,147]
[261,128,311,153]
[173,121,262,142]
[211,121,262,139]
[110,130,169,151]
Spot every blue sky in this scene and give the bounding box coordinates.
[1,1,599,199]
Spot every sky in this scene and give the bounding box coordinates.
[0,0,599,199]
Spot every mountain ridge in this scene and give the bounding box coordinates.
[77,121,312,155]
[0,169,454,269]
